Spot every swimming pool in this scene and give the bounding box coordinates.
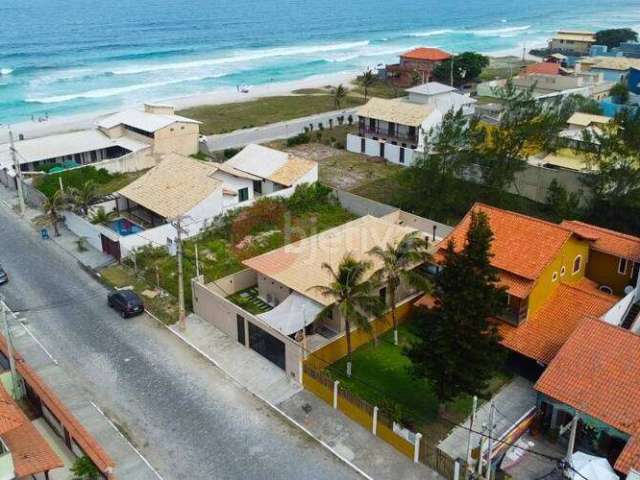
[109,218,144,236]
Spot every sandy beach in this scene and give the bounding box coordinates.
[0,71,358,144]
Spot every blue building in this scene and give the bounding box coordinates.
[620,41,640,59]
[629,67,640,94]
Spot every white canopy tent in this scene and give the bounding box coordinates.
[257,292,323,336]
[569,452,619,480]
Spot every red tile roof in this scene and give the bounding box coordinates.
[434,204,573,296]
[0,337,114,477]
[401,47,451,62]
[561,220,640,262]
[0,384,62,477]
[523,62,563,75]
[535,318,640,473]
[499,281,617,364]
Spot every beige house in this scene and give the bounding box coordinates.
[192,212,439,379]
[549,31,596,55]
[97,104,201,156]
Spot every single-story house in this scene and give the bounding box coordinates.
[535,317,640,475]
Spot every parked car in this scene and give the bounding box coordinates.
[107,289,144,318]
[0,265,7,285]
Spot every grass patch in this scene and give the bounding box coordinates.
[351,79,407,99]
[479,56,534,81]
[99,265,178,325]
[291,88,329,95]
[318,151,402,191]
[33,166,144,198]
[327,325,511,443]
[178,95,365,135]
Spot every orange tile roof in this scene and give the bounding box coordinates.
[499,281,617,364]
[0,337,114,477]
[561,220,640,262]
[401,47,451,62]
[523,62,563,75]
[0,384,62,477]
[435,204,573,289]
[535,317,640,473]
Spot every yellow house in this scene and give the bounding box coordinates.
[561,220,640,296]
[418,204,619,365]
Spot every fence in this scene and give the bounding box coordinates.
[303,364,464,478]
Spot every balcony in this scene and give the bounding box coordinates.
[358,127,418,146]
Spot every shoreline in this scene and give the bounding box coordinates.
[0,45,541,144]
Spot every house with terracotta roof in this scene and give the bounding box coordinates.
[535,317,640,475]
[384,47,452,87]
[417,203,625,366]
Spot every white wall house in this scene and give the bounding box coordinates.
[406,82,477,116]
[346,96,443,166]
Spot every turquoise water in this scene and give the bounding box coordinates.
[110,218,144,236]
[1,0,640,123]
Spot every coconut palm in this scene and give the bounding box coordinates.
[36,190,66,236]
[89,206,117,225]
[68,180,99,215]
[368,231,432,345]
[310,254,384,377]
[359,70,376,102]
[333,84,348,109]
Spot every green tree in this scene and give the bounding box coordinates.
[610,83,629,105]
[563,94,603,115]
[545,179,582,221]
[71,456,100,480]
[433,52,490,86]
[368,231,432,345]
[310,255,384,377]
[89,206,117,225]
[478,80,565,192]
[68,180,99,215]
[595,28,638,49]
[333,84,348,109]
[36,189,66,236]
[406,211,506,404]
[359,70,376,101]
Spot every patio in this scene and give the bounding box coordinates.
[227,286,273,315]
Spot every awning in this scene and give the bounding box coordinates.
[570,452,619,480]
[257,292,323,336]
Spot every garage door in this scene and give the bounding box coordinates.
[248,322,285,370]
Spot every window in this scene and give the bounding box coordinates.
[399,148,405,164]
[252,180,262,194]
[552,272,558,282]
[560,266,566,277]
[618,257,628,275]
[238,187,249,202]
[573,255,582,274]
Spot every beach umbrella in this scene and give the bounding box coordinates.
[569,451,619,480]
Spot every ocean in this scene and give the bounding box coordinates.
[1,0,640,124]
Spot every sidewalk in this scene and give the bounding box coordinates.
[0,184,113,269]
[168,314,442,480]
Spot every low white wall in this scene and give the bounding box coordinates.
[63,210,118,251]
[602,290,634,326]
[347,134,417,166]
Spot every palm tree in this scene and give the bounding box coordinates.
[89,206,117,225]
[310,254,384,377]
[68,180,99,215]
[368,231,432,345]
[333,84,347,109]
[359,70,376,102]
[37,190,66,236]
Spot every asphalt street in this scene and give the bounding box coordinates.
[0,204,361,480]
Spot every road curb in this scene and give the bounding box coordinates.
[144,310,373,480]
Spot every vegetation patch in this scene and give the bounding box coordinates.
[34,166,144,198]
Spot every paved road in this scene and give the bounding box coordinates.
[204,108,358,151]
[0,205,360,480]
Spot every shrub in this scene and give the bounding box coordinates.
[35,166,115,199]
[315,131,322,141]
[286,183,333,214]
[223,148,240,159]
[71,456,100,480]
[347,114,354,125]
[230,198,287,242]
[286,132,311,147]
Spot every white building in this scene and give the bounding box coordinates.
[405,82,476,116]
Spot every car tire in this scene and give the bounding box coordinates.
[120,310,127,319]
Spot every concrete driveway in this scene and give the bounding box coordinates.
[0,203,361,480]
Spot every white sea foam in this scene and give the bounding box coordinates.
[411,25,531,38]
[111,41,371,75]
[0,68,13,75]
[25,75,220,103]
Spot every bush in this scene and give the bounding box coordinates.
[223,148,241,159]
[35,166,114,199]
[230,198,287,241]
[71,456,99,480]
[286,183,333,214]
[286,132,311,147]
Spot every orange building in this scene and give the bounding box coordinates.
[417,204,640,366]
[385,47,452,87]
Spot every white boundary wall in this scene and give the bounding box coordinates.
[347,134,417,166]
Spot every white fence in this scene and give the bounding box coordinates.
[347,134,417,166]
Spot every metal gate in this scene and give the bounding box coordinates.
[248,322,285,370]
[100,234,121,261]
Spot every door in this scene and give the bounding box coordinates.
[399,147,405,164]
[100,234,121,261]
[379,142,385,159]
[248,322,285,370]
[236,314,246,345]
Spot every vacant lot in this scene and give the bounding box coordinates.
[178,94,364,135]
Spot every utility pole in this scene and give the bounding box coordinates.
[476,425,486,478]
[485,402,495,480]
[171,216,188,330]
[195,243,201,279]
[0,298,22,400]
[450,54,455,87]
[466,396,478,478]
[9,130,25,217]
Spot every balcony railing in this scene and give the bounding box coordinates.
[359,127,418,145]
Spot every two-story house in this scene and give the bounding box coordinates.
[418,204,624,367]
[384,47,452,87]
